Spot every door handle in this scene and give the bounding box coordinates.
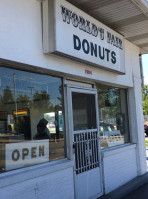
[73,143,75,154]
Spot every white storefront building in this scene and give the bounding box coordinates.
[0,0,147,198]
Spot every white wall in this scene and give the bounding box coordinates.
[102,145,137,194]
[128,79,147,175]
[125,40,147,175]
[0,161,75,199]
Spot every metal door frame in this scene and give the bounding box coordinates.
[65,83,103,198]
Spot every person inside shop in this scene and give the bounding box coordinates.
[33,120,50,140]
[39,118,50,137]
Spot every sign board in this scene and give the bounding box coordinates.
[102,130,124,147]
[43,0,125,74]
[5,140,49,170]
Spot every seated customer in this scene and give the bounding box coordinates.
[33,122,50,140]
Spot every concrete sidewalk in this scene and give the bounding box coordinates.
[99,147,148,199]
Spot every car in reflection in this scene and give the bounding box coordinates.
[144,124,148,136]
[99,122,115,135]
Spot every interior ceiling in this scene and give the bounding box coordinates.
[66,0,148,54]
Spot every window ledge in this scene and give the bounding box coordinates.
[101,143,136,158]
[0,159,74,189]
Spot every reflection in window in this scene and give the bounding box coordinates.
[0,66,65,172]
[97,84,129,149]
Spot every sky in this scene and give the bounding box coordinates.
[142,54,148,85]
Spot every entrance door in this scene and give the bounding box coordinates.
[66,85,103,199]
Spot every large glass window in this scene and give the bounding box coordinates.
[97,84,129,148]
[0,66,65,172]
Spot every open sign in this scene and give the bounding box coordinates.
[102,130,124,147]
[5,140,49,171]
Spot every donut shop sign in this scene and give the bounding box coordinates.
[43,0,125,74]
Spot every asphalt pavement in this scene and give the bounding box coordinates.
[121,183,148,199]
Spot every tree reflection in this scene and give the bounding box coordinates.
[17,94,30,109]
[0,86,15,112]
[33,90,53,110]
[97,86,120,121]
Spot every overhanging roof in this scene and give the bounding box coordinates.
[67,0,148,54]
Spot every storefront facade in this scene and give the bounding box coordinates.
[0,0,147,199]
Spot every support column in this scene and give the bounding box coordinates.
[128,76,147,175]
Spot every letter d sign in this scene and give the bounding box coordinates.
[73,35,81,50]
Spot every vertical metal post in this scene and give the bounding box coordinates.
[13,73,18,123]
